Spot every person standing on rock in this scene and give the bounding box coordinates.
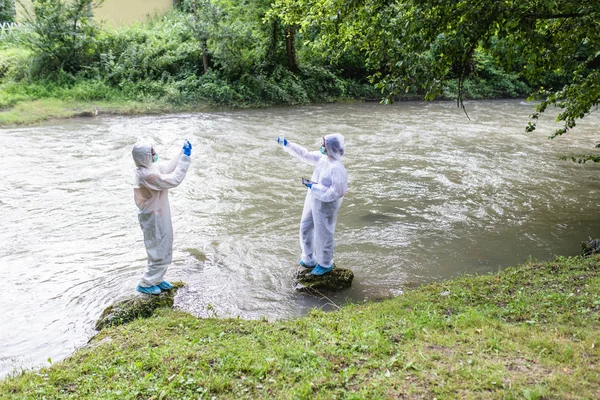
[277,133,348,275]
[131,139,192,295]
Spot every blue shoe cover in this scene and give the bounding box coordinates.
[299,260,316,268]
[136,285,161,295]
[311,264,333,276]
[158,281,173,291]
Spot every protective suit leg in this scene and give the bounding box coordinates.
[313,198,341,268]
[299,192,317,266]
[299,260,316,268]
[138,212,173,287]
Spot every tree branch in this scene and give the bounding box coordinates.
[530,13,585,20]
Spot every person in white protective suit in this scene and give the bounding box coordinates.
[131,140,192,295]
[277,133,348,275]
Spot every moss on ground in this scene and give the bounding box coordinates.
[294,266,354,293]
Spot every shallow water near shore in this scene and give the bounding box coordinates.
[1,99,599,377]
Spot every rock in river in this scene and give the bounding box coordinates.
[95,281,185,331]
[581,238,600,257]
[294,266,354,293]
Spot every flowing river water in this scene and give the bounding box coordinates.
[1,100,599,377]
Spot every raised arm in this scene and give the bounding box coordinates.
[159,140,191,174]
[283,141,322,167]
[143,154,191,191]
[159,150,183,175]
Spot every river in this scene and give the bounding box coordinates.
[1,100,599,377]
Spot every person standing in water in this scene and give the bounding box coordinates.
[131,139,192,294]
[278,134,348,275]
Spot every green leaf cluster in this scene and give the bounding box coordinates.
[1,0,379,113]
[272,0,600,159]
[0,0,15,23]
[16,0,105,75]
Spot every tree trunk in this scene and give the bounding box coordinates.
[285,25,299,73]
[267,19,278,67]
[202,39,209,73]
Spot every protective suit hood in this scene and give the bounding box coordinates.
[324,134,345,162]
[132,142,153,168]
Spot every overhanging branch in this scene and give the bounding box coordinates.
[530,13,585,20]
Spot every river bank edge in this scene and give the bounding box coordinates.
[0,95,429,128]
[1,254,598,399]
[0,98,229,127]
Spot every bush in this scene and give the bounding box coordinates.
[1,4,381,110]
[19,0,103,76]
[0,72,121,109]
[0,0,15,23]
[97,13,203,85]
[0,48,32,83]
[443,51,530,99]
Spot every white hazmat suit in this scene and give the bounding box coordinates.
[131,142,191,288]
[283,134,348,268]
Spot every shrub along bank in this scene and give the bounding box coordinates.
[0,2,380,126]
[0,0,530,127]
[1,255,599,399]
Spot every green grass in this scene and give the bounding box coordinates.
[0,73,217,125]
[0,98,219,126]
[2,255,599,399]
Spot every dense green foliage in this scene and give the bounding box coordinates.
[272,0,600,161]
[17,0,104,74]
[0,0,379,114]
[0,0,15,23]
[2,255,599,398]
[1,0,532,119]
[3,0,598,162]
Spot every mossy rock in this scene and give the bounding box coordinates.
[294,266,354,293]
[95,281,185,331]
[581,239,600,257]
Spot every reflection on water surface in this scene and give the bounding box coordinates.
[1,100,599,377]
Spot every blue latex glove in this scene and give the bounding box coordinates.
[304,182,313,189]
[183,140,192,156]
[277,137,289,146]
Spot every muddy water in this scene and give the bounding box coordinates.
[1,100,599,377]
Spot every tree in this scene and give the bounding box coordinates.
[271,0,600,162]
[182,0,222,73]
[18,0,104,75]
[183,0,302,78]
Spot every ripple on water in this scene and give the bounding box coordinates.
[1,100,600,377]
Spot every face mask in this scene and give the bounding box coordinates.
[320,146,327,155]
[152,154,159,163]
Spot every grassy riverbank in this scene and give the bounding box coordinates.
[0,98,223,126]
[2,256,599,398]
[0,71,379,127]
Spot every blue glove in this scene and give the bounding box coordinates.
[303,182,313,189]
[277,137,289,146]
[183,140,192,156]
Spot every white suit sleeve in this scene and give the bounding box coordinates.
[143,154,191,191]
[311,168,348,202]
[159,149,184,174]
[284,142,322,166]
